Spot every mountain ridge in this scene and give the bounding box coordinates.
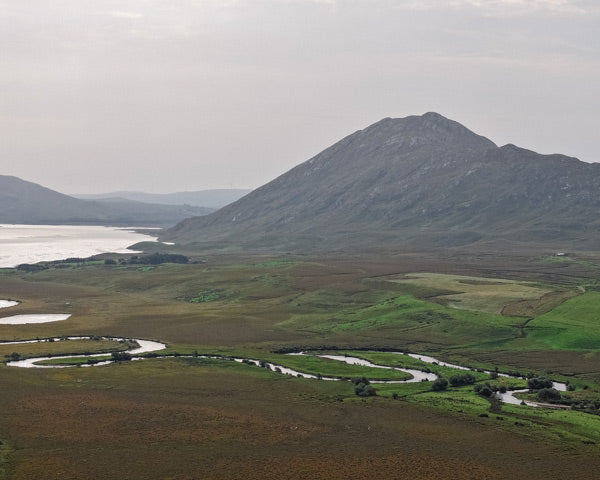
[73,189,251,208]
[163,112,599,250]
[0,175,213,227]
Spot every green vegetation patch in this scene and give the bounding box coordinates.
[391,272,551,314]
[253,261,295,268]
[137,266,155,272]
[526,292,600,350]
[306,294,521,350]
[190,290,222,303]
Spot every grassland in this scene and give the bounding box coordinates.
[390,272,551,314]
[526,292,600,350]
[1,249,600,479]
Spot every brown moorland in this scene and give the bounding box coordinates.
[1,247,600,479]
[1,359,599,480]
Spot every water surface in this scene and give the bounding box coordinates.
[0,314,71,324]
[0,224,158,267]
[0,300,19,308]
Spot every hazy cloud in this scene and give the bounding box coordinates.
[1,0,598,193]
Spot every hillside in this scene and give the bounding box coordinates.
[162,112,600,250]
[73,189,251,208]
[0,176,212,226]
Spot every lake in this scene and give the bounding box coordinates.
[0,224,159,267]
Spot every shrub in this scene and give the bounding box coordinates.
[352,377,377,397]
[479,386,493,397]
[142,253,189,265]
[354,383,376,397]
[488,394,503,413]
[351,377,369,386]
[111,352,132,362]
[449,373,476,387]
[474,384,495,398]
[431,378,448,391]
[528,377,553,390]
[16,263,48,273]
[536,388,562,402]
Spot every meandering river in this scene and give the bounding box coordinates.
[3,336,166,368]
[1,299,566,407]
[0,332,565,407]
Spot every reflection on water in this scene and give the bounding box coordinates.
[0,224,158,267]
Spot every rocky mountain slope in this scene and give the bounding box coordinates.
[162,112,600,251]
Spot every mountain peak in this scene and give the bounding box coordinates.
[357,112,496,154]
[421,111,447,120]
[164,114,598,250]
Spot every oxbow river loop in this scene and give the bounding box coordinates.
[1,300,565,406]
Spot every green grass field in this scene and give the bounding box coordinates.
[526,292,600,350]
[391,272,551,314]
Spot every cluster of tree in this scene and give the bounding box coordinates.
[431,378,448,391]
[525,376,569,406]
[17,257,102,272]
[111,351,132,362]
[473,383,504,412]
[351,377,376,397]
[16,263,48,273]
[130,253,188,264]
[15,253,191,271]
[431,374,480,392]
[536,388,562,403]
[474,382,507,397]
[105,253,189,265]
[527,377,554,390]
[570,398,600,415]
[449,373,477,387]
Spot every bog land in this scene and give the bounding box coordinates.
[1,248,600,479]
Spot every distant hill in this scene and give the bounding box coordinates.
[73,189,251,208]
[0,176,213,226]
[162,112,600,251]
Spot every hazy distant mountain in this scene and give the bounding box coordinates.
[0,176,213,226]
[162,112,600,250]
[74,189,251,208]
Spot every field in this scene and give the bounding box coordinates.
[1,248,600,479]
[389,272,552,314]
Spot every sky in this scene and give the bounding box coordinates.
[1,0,599,194]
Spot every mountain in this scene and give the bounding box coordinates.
[0,176,213,226]
[162,112,600,251]
[73,189,252,208]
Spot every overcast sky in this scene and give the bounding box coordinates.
[1,0,599,194]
